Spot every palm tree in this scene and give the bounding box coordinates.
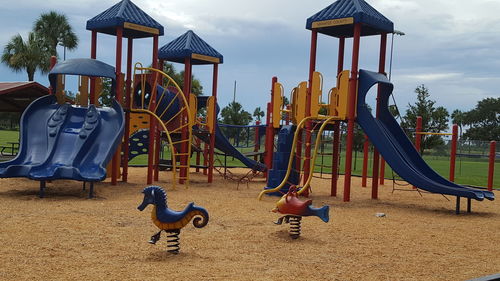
[33,11,78,58]
[451,109,464,138]
[1,32,50,81]
[253,106,265,122]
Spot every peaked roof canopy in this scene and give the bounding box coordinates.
[306,0,393,38]
[158,30,223,65]
[49,59,116,92]
[86,0,164,38]
[0,82,49,112]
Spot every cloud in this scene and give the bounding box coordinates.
[400,72,462,82]
[0,0,498,116]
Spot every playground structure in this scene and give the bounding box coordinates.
[257,0,495,213]
[0,58,125,197]
[0,0,494,209]
[0,0,271,198]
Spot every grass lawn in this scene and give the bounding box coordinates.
[0,129,497,188]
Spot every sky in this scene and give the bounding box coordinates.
[1,0,499,124]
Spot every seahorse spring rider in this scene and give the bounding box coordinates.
[137,186,209,254]
[273,186,330,239]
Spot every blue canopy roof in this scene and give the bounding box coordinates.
[49,59,116,92]
[86,0,164,38]
[158,30,223,65]
[306,0,393,38]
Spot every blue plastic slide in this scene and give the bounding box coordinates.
[356,69,494,201]
[191,95,266,172]
[194,123,266,172]
[0,95,124,182]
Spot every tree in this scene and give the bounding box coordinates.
[162,62,203,96]
[1,32,50,81]
[400,85,449,154]
[220,101,252,140]
[451,109,465,138]
[253,106,264,123]
[462,97,500,141]
[33,11,78,57]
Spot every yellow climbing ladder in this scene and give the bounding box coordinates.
[131,63,194,187]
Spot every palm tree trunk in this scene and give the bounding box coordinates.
[27,70,34,81]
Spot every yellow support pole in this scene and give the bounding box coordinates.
[79,76,89,107]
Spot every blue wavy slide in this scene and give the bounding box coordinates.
[193,123,266,172]
[356,69,494,201]
[0,95,124,182]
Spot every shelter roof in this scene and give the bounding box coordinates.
[306,0,393,38]
[159,30,223,65]
[86,0,164,38]
[0,82,49,112]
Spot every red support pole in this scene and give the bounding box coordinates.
[178,57,192,184]
[413,116,423,189]
[415,116,423,153]
[331,37,345,197]
[488,141,496,191]
[153,36,160,182]
[303,30,318,189]
[362,135,369,187]
[122,38,133,182]
[208,64,218,183]
[154,124,160,181]
[254,120,261,162]
[90,30,97,105]
[195,138,201,173]
[343,23,362,202]
[379,158,386,185]
[147,35,159,184]
[111,26,123,186]
[449,124,458,182]
[264,77,277,178]
[371,32,387,200]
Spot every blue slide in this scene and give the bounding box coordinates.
[192,95,266,172]
[356,69,494,201]
[194,123,266,172]
[0,94,124,182]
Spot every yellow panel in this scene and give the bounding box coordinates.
[79,76,89,107]
[129,113,150,133]
[123,22,159,35]
[206,96,215,134]
[293,81,307,124]
[56,75,65,104]
[191,53,220,64]
[310,71,323,118]
[328,87,338,116]
[290,87,298,125]
[272,82,283,128]
[189,93,197,127]
[94,77,103,105]
[312,17,354,28]
[336,70,350,120]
